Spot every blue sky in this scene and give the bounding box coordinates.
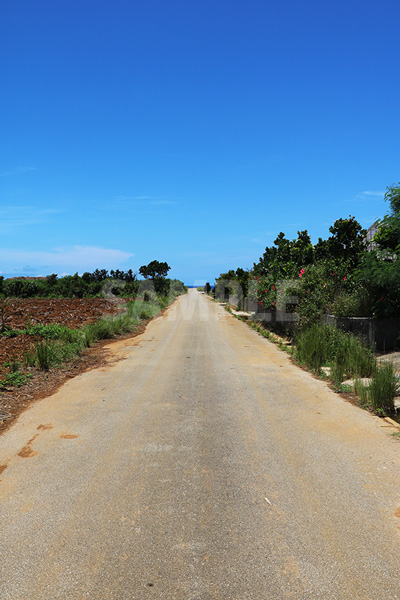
[1,0,399,285]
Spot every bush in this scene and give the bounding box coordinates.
[328,287,371,317]
[295,324,375,380]
[35,341,58,370]
[369,362,399,414]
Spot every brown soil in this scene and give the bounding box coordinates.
[0,298,126,365]
[0,297,142,435]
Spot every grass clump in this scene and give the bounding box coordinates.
[354,362,399,415]
[295,324,375,382]
[8,293,178,383]
[369,362,399,414]
[0,372,32,388]
[34,341,59,370]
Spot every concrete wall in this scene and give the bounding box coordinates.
[322,315,400,352]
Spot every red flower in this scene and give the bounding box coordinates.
[259,301,262,305]
[379,297,384,302]
[343,276,347,281]
[306,290,309,294]
[331,272,335,276]
[272,301,275,306]
[264,289,267,293]
[299,268,305,277]
[323,283,326,288]
[272,285,275,290]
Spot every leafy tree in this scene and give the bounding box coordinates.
[235,268,250,309]
[91,268,109,282]
[139,260,171,280]
[214,270,237,301]
[46,273,58,286]
[139,260,171,295]
[254,230,314,280]
[315,216,366,268]
[373,182,400,252]
[355,183,400,317]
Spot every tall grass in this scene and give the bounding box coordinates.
[354,363,399,415]
[369,362,399,414]
[295,324,375,381]
[35,341,57,370]
[295,324,399,415]
[20,293,178,373]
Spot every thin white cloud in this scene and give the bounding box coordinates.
[149,200,178,205]
[0,206,65,230]
[0,246,134,272]
[109,196,181,209]
[357,190,385,199]
[0,167,39,177]
[114,195,159,201]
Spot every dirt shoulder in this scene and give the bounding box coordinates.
[0,322,148,436]
[0,296,146,435]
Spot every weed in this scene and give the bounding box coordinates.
[354,378,370,408]
[0,297,12,333]
[369,362,399,415]
[23,349,36,368]
[332,382,353,394]
[0,372,32,388]
[295,324,375,381]
[4,356,20,373]
[35,341,57,370]
[353,363,398,415]
[25,323,71,339]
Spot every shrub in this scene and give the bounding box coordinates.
[369,362,398,414]
[35,341,57,370]
[295,324,375,380]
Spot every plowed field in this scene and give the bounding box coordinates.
[0,298,125,365]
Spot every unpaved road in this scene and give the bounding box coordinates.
[1,289,399,599]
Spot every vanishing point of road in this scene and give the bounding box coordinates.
[1,289,399,599]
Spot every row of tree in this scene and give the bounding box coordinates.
[213,182,400,323]
[0,260,177,298]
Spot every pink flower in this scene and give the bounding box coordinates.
[379,297,383,302]
[331,272,335,276]
[306,290,309,294]
[323,283,326,288]
[299,268,305,277]
[264,289,267,293]
[343,276,347,281]
[272,301,275,306]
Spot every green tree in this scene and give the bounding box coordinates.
[235,268,250,309]
[373,182,400,252]
[139,260,171,295]
[315,216,366,268]
[139,260,171,280]
[356,183,400,317]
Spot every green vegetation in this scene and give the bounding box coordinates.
[0,260,186,301]
[354,362,399,416]
[0,372,32,389]
[213,181,400,325]
[294,324,375,380]
[211,180,400,415]
[0,267,186,388]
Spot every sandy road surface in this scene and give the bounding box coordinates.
[0,290,399,599]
